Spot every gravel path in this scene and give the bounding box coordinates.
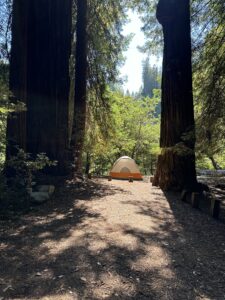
[1,179,225,300]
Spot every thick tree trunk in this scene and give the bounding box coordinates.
[71,0,88,175]
[26,0,72,173]
[153,0,197,191]
[7,0,72,174]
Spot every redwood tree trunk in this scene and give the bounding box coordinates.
[71,0,88,175]
[154,0,197,191]
[7,0,72,174]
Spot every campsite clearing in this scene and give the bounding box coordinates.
[1,179,225,299]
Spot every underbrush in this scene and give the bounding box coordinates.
[0,150,57,217]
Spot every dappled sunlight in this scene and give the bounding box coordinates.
[87,239,109,253]
[1,179,225,299]
[92,272,136,299]
[0,0,224,298]
[47,229,84,256]
[131,244,172,272]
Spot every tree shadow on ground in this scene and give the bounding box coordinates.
[0,180,225,299]
[0,179,129,299]
[121,190,225,299]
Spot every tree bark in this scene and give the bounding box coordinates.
[7,0,72,174]
[70,0,88,175]
[154,0,197,191]
[209,156,221,170]
[26,0,72,173]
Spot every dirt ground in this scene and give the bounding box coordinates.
[1,179,225,300]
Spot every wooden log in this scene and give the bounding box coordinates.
[191,192,201,209]
[180,190,188,202]
[210,198,220,219]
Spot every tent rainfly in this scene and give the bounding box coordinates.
[110,156,143,180]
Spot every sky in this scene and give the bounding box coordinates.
[120,11,160,94]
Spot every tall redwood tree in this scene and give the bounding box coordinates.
[153,0,198,191]
[7,0,72,173]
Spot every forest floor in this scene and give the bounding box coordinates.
[1,178,225,300]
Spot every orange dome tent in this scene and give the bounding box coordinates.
[109,156,143,180]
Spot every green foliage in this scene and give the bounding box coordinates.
[0,150,57,213]
[193,1,225,169]
[69,1,129,143]
[193,1,225,168]
[0,62,9,164]
[0,62,56,207]
[128,0,161,55]
[196,155,213,170]
[5,149,57,188]
[0,62,26,166]
[84,89,160,175]
[87,0,130,126]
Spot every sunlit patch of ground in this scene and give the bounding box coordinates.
[0,179,225,299]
